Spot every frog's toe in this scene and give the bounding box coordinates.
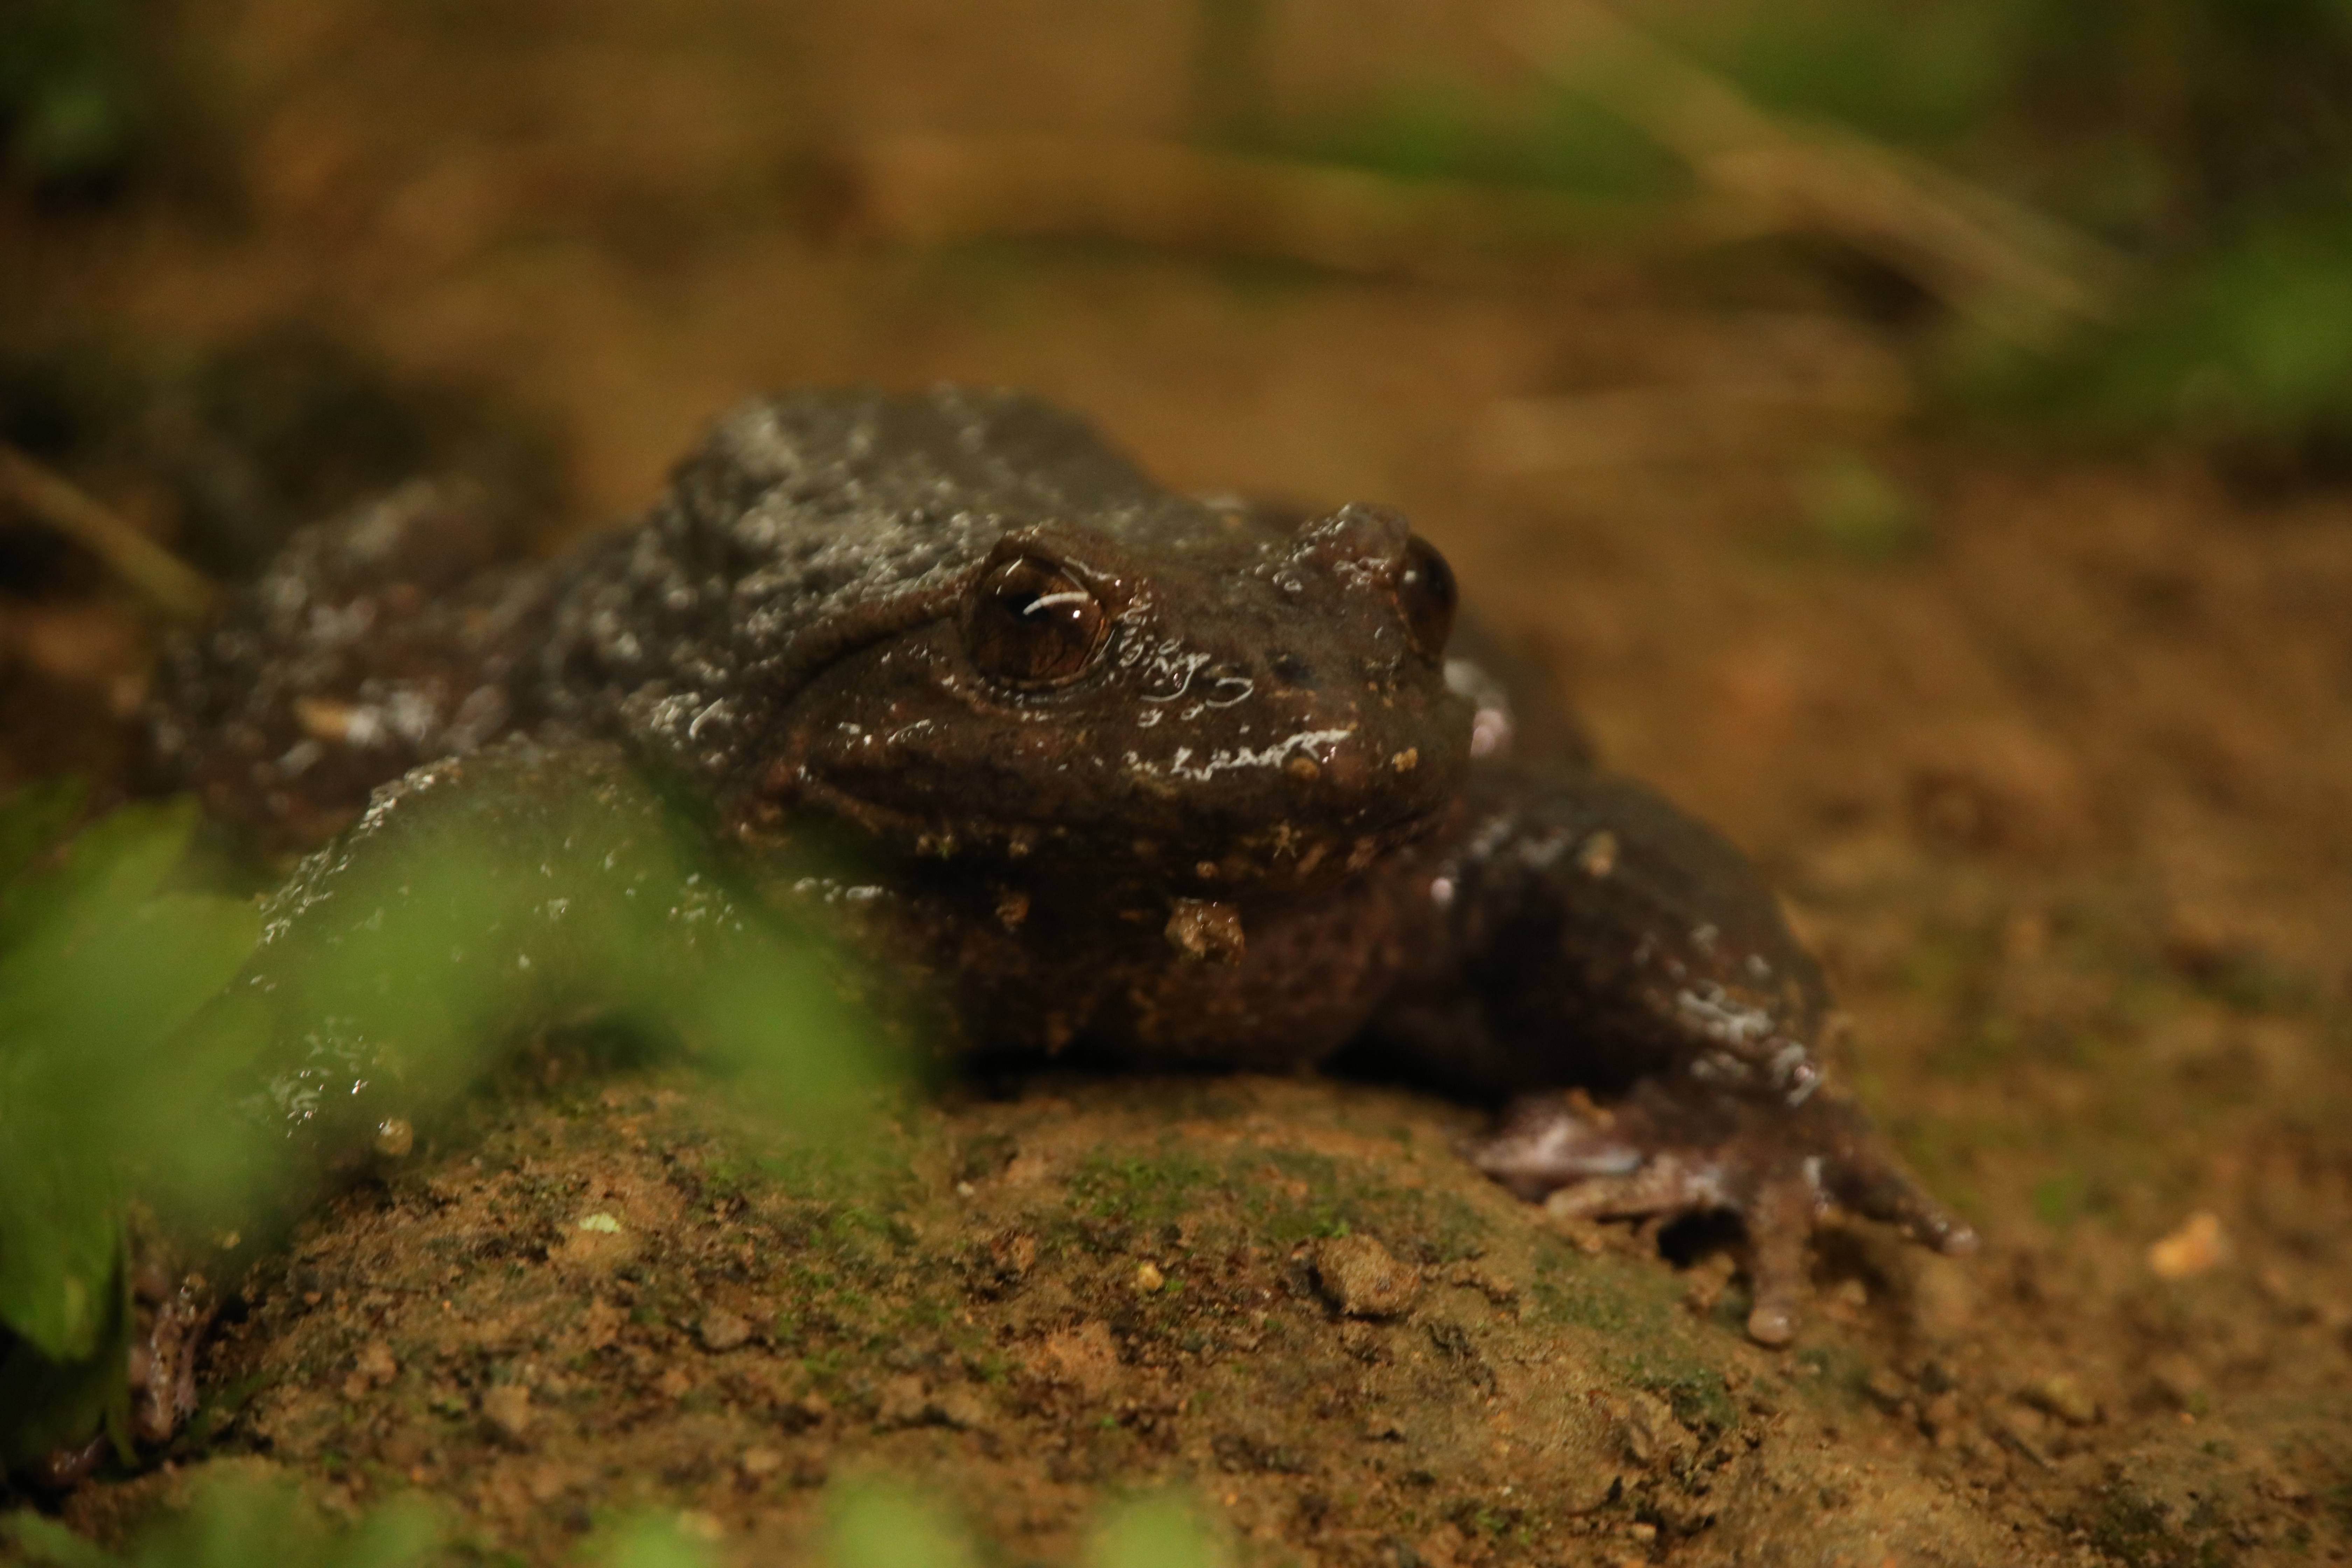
[1828,1143,1979,1257]
[1469,1090,1654,1203]
[1472,1083,1973,1347]
[1741,1172,1819,1346]
[1473,1091,1829,1345]
[1532,1152,1716,1223]
[125,1243,214,1448]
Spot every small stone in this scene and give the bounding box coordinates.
[698,1309,751,1352]
[930,1387,990,1431]
[576,1212,623,1234]
[1133,1261,1165,1293]
[739,1447,785,1479]
[1863,1368,1909,1413]
[875,1374,929,1428]
[2021,1373,2099,1427]
[354,1340,398,1385]
[481,1384,534,1442]
[372,1118,414,1160]
[1614,1391,1694,1470]
[1312,1234,1419,1319]
[1033,1321,1122,1398]
[1164,897,1245,963]
[2148,1212,2228,1279]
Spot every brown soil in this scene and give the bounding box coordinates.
[7,4,2352,1563]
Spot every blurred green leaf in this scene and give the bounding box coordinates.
[0,1508,119,1568]
[0,777,84,889]
[1300,83,1686,203]
[0,0,148,189]
[590,1514,722,1568]
[2,1470,440,1568]
[0,1116,118,1360]
[1797,447,1927,563]
[1677,0,2030,146]
[0,788,259,1459]
[0,743,906,1473]
[827,1481,977,1568]
[1089,1493,1231,1568]
[1958,210,2352,455]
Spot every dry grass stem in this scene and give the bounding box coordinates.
[1495,0,2130,341]
[0,444,217,623]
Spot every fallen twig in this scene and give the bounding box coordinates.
[0,444,217,623]
[1492,0,2129,341]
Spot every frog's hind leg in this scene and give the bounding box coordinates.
[1471,1082,1974,1344]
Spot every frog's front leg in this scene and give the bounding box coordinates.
[1392,770,1974,1345]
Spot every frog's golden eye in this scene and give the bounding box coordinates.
[965,555,1110,686]
[1396,535,1456,661]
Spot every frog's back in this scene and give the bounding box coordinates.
[145,388,1218,844]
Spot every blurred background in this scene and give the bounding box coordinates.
[6,2,2352,1554]
[8,0,2352,932]
[6,0,2352,782]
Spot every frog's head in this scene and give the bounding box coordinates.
[753,502,1475,897]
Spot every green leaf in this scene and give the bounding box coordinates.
[1090,1494,1231,1568]
[827,1483,976,1568]
[0,1262,127,1470]
[0,777,85,890]
[0,1115,120,1359]
[0,1507,122,1568]
[0,797,200,965]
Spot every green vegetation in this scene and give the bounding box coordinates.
[0,785,259,1469]
[0,1470,1231,1568]
[0,765,902,1476]
[1268,0,2352,463]
[0,0,150,194]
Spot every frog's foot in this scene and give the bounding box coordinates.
[127,1250,215,1448]
[28,1249,216,1488]
[1470,1080,1976,1346]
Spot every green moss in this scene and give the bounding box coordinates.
[1236,1149,1495,1263]
[1068,1145,1220,1229]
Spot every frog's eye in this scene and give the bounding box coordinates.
[1396,535,1457,660]
[964,555,1110,686]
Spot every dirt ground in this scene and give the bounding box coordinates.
[6,3,2352,1563]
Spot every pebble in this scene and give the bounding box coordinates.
[2022,1373,2099,1427]
[481,1384,534,1442]
[698,1308,752,1352]
[1312,1234,1419,1319]
[2148,1212,2228,1279]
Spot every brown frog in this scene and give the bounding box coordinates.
[148,386,1972,1350]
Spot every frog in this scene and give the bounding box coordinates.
[140,385,1972,1367]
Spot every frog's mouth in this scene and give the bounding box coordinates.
[769,767,1457,900]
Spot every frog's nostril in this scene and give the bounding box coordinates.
[1268,651,1313,687]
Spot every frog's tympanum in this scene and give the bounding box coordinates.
[147,387,1972,1359]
